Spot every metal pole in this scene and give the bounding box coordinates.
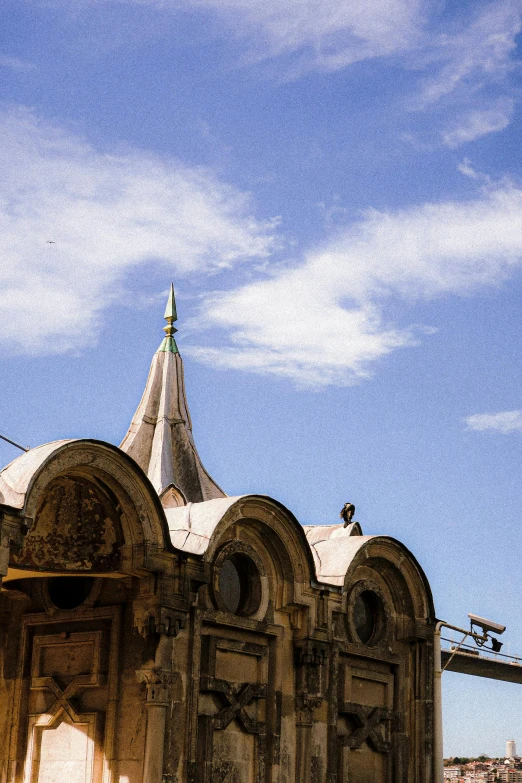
[433,618,505,782]
[0,434,29,452]
[434,621,444,783]
[433,621,485,783]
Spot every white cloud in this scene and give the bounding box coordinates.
[190,178,522,387]
[442,98,514,147]
[413,1,521,109]
[465,411,522,433]
[0,107,278,354]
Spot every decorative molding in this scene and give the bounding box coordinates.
[136,668,176,706]
[295,693,323,723]
[295,639,328,667]
[133,603,186,638]
[294,638,328,720]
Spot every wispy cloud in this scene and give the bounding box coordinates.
[61,0,427,77]
[4,108,522,389]
[48,0,521,145]
[413,1,521,109]
[400,0,522,145]
[191,175,522,387]
[465,410,522,433]
[188,0,426,75]
[441,98,514,147]
[0,55,35,73]
[0,107,278,354]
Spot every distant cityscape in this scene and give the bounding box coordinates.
[444,741,522,781]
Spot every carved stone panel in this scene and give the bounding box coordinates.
[336,658,395,783]
[9,606,121,783]
[12,477,123,572]
[195,634,276,783]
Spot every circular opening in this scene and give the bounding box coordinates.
[47,576,95,611]
[218,554,261,617]
[353,590,385,645]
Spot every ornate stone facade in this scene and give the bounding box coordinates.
[0,286,436,783]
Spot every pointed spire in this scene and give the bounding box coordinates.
[158,283,179,353]
[120,284,226,504]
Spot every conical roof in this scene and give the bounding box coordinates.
[120,284,226,503]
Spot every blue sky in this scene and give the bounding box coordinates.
[2,0,522,756]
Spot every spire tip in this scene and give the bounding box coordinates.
[158,283,179,353]
[164,282,178,322]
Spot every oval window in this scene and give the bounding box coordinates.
[218,553,261,617]
[47,576,95,610]
[353,590,385,645]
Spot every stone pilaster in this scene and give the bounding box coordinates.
[0,511,25,585]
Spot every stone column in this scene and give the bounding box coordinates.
[295,695,322,783]
[137,635,176,783]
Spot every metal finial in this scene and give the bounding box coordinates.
[158,283,179,353]
[164,282,178,322]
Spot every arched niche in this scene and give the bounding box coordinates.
[204,495,317,614]
[9,439,171,577]
[341,537,435,644]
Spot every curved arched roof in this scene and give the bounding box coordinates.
[303,523,368,586]
[0,440,74,508]
[0,442,433,611]
[164,494,316,566]
[165,496,242,555]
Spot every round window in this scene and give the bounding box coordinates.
[353,590,385,645]
[217,553,261,617]
[47,576,95,610]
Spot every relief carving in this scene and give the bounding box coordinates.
[21,629,109,783]
[12,476,122,571]
[338,702,394,752]
[200,676,267,733]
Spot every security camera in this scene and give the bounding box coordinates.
[468,613,506,636]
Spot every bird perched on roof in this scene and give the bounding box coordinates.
[340,502,355,527]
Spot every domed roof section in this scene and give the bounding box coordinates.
[164,496,243,555]
[0,440,74,508]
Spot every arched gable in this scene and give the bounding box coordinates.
[340,535,435,625]
[165,494,317,603]
[1,439,170,576]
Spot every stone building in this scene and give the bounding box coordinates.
[0,286,436,783]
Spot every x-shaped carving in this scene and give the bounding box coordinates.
[200,676,267,733]
[33,674,102,724]
[338,702,393,753]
